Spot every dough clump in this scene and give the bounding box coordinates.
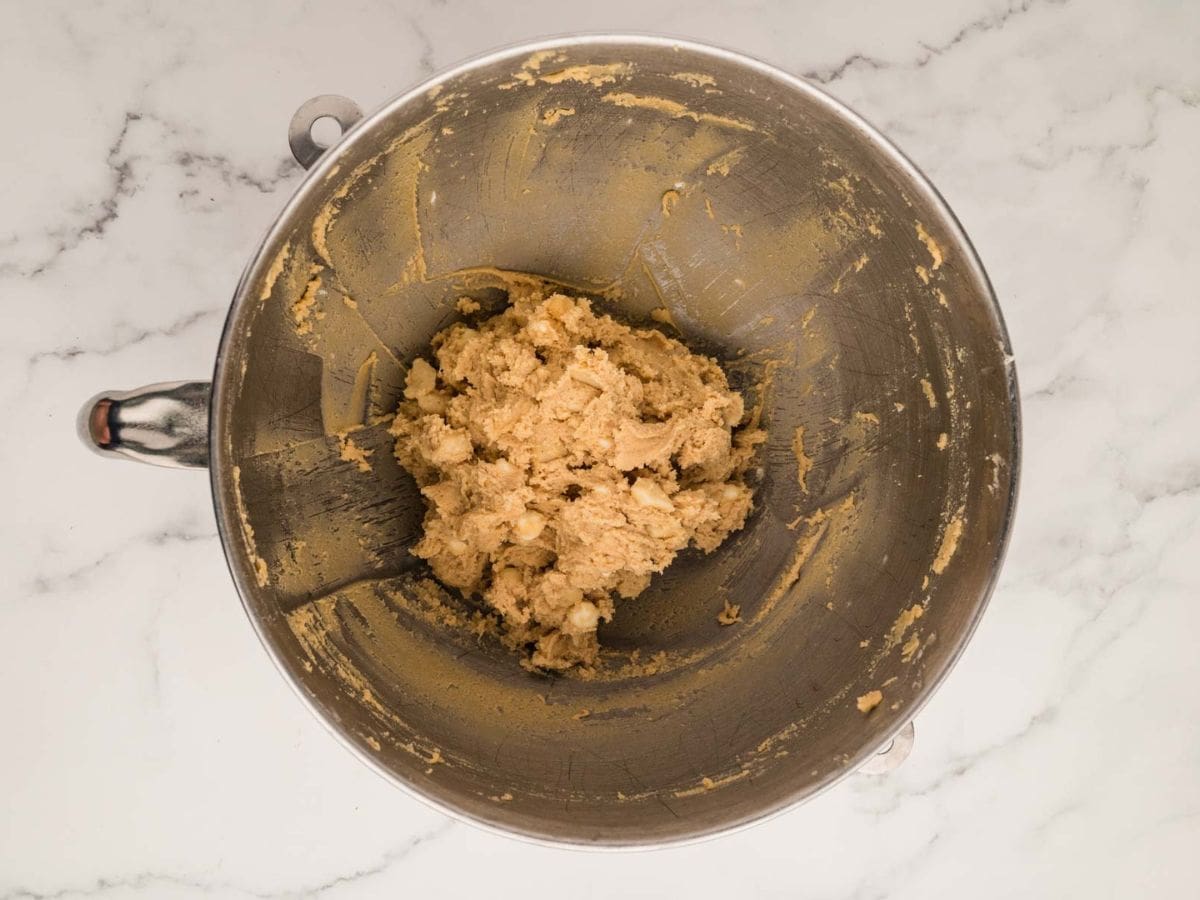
[391,285,764,670]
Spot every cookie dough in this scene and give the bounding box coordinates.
[390,284,765,670]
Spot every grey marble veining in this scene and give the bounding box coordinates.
[1,0,1197,896]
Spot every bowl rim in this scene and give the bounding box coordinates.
[208,31,1022,851]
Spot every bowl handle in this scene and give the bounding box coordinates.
[78,381,210,469]
[857,720,915,775]
[288,95,364,169]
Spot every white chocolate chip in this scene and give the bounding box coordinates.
[527,319,557,345]
[631,478,674,512]
[567,601,600,631]
[431,430,472,464]
[514,510,547,542]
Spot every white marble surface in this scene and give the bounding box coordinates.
[2,0,1198,896]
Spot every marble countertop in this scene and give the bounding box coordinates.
[3,1,1197,896]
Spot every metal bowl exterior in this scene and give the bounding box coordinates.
[209,35,1020,847]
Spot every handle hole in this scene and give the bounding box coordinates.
[309,115,343,148]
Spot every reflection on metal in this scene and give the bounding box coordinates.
[78,381,210,469]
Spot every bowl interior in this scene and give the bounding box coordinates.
[213,37,1017,845]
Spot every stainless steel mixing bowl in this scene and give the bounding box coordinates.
[80,35,1019,846]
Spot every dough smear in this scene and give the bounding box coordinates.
[390,283,765,671]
